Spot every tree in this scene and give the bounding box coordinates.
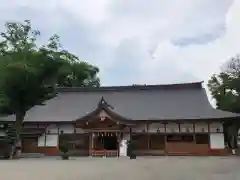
[0,20,63,158]
[57,60,100,87]
[41,34,100,87]
[208,55,240,150]
[0,20,100,158]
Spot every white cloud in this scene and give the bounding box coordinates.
[150,0,239,83]
[0,0,239,87]
[59,0,111,25]
[103,0,238,85]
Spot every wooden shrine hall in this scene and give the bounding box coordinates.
[1,82,240,157]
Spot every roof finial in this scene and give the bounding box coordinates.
[98,96,114,109]
[98,96,106,106]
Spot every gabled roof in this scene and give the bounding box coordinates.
[75,96,132,123]
[1,82,240,122]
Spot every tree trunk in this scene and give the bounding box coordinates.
[9,112,25,159]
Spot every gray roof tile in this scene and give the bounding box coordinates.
[1,82,240,122]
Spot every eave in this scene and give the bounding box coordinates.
[75,97,135,126]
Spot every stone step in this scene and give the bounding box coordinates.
[20,153,45,158]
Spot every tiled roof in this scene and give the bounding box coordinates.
[1,82,240,122]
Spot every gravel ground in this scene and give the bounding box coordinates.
[0,156,239,180]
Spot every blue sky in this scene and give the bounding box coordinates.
[0,0,239,86]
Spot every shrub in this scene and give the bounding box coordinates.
[58,139,69,160]
[59,142,68,154]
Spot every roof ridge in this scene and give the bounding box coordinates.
[57,81,204,92]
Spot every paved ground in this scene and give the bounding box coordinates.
[0,156,239,180]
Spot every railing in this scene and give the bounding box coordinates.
[91,150,118,157]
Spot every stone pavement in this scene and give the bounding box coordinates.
[0,156,239,180]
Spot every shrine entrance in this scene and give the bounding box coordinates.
[95,135,118,150]
[74,97,136,157]
[91,131,122,157]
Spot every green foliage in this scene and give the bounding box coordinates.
[0,20,100,118]
[57,60,100,87]
[208,55,240,113]
[0,54,59,115]
[208,55,240,149]
[40,34,100,87]
[0,20,61,117]
[0,20,100,157]
[59,140,69,154]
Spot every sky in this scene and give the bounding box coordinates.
[0,0,239,87]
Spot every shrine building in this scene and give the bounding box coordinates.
[1,82,240,156]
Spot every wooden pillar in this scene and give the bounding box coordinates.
[193,122,196,143]
[164,134,167,154]
[44,124,47,146]
[208,122,211,149]
[129,127,133,157]
[117,132,120,157]
[92,132,94,149]
[147,124,150,149]
[129,127,132,141]
[89,132,94,156]
[164,123,167,148]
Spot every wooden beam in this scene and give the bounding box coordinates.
[147,124,150,149]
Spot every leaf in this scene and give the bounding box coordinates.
[0,20,100,119]
[208,55,240,113]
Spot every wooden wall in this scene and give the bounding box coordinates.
[21,121,227,156]
[131,121,226,156]
[132,122,223,133]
